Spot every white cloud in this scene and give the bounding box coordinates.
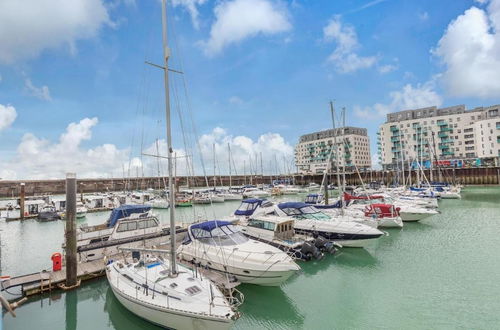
[0,0,112,64]
[323,16,377,73]
[228,96,243,105]
[378,64,398,74]
[433,0,500,98]
[0,104,17,131]
[0,74,2,82]
[0,117,130,180]
[0,120,295,179]
[172,0,208,29]
[24,78,52,101]
[202,0,291,56]
[141,127,294,177]
[354,81,442,119]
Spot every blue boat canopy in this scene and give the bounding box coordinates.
[278,202,309,209]
[234,199,264,216]
[315,200,342,209]
[107,205,151,227]
[410,187,426,192]
[307,193,320,197]
[190,220,231,231]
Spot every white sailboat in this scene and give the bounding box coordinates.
[106,2,239,328]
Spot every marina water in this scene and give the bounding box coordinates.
[3,186,500,329]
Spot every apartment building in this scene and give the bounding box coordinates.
[295,127,371,174]
[377,104,500,169]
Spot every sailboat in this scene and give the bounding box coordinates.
[106,2,238,328]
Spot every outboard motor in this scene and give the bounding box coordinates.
[299,241,323,261]
[314,236,338,254]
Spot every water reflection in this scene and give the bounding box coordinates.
[105,286,162,330]
[65,289,77,330]
[236,285,304,329]
[332,248,378,269]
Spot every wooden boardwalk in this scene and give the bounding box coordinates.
[1,259,107,296]
[1,251,239,297]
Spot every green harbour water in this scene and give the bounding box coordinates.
[2,186,500,329]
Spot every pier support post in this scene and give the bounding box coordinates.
[65,173,78,288]
[19,183,25,220]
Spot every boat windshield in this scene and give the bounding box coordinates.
[298,206,320,214]
[191,224,249,246]
[236,203,256,212]
[281,208,302,216]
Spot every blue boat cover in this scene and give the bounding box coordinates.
[278,202,309,209]
[307,193,320,197]
[314,200,342,209]
[234,199,264,216]
[410,187,426,192]
[190,220,231,232]
[107,205,151,227]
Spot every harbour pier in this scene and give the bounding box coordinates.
[1,166,499,198]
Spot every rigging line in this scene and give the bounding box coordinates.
[169,15,211,222]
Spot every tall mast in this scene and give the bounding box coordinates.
[213,143,216,190]
[330,101,342,213]
[161,0,176,275]
[155,139,161,190]
[342,107,346,213]
[228,143,232,189]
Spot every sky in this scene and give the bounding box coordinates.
[1,0,500,179]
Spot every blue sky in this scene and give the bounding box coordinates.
[1,0,500,179]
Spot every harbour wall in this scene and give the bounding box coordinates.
[1,167,499,197]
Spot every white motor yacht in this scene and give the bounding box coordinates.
[242,188,271,198]
[72,205,182,262]
[76,202,88,218]
[145,197,170,209]
[233,199,384,248]
[177,220,300,286]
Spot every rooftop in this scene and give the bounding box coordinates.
[385,104,500,123]
[299,126,368,143]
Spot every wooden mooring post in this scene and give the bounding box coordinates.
[19,183,25,220]
[63,173,79,290]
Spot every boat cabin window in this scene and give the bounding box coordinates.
[247,219,275,231]
[138,219,158,229]
[117,221,138,232]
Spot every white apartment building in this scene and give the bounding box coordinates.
[377,104,500,169]
[295,127,371,174]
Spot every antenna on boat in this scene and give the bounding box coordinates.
[161,0,177,276]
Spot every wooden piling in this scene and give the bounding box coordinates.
[19,183,25,220]
[65,173,78,288]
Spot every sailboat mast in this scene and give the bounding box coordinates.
[213,143,216,190]
[330,101,342,212]
[161,0,176,275]
[228,143,232,189]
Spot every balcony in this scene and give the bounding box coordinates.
[437,120,448,126]
[438,132,448,138]
[438,144,449,150]
[390,126,399,132]
[442,151,454,156]
[391,136,400,142]
[440,127,453,132]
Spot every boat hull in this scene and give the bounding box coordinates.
[109,278,232,330]
[378,217,404,228]
[179,253,297,286]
